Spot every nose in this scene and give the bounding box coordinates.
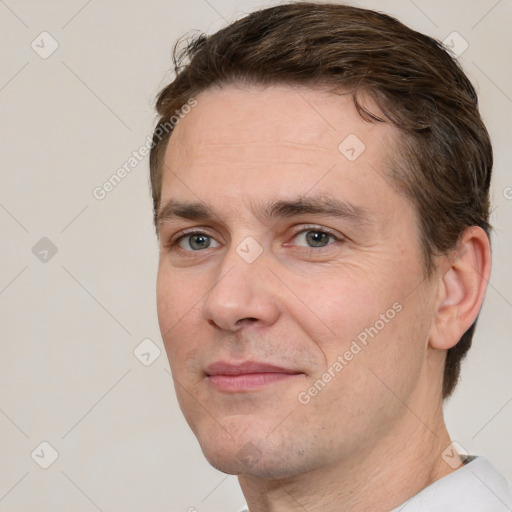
[202,246,280,332]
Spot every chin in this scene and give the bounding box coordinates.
[202,446,287,478]
[193,421,264,474]
[196,424,318,479]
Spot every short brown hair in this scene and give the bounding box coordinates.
[149,2,492,398]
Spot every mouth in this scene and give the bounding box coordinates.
[205,360,304,392]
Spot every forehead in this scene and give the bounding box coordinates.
[165,84,393,158]
[160,84,403,221]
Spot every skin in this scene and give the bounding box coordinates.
[156,84,491,511]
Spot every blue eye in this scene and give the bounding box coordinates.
[178,233,220,251]
[294,230,337,248]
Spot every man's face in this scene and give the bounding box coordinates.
[156,84,439,478]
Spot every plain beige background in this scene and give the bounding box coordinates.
[0,0,511,511]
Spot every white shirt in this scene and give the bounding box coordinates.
[391,456,512,511]
[239,456,512,511]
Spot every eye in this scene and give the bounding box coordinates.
[176,232,221,251]
[293,229,338,248]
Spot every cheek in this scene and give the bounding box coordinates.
[156,268,211,431]
[324,285,430,408]
[293,299,428,449]
[156,266,203,358]
[288,259,427,399]
[285,265,391,357]
[157,263,197,325]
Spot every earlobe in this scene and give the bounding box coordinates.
[429,227,491,351]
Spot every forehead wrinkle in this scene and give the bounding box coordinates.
[186,140,335,168]
[196,140,332,151]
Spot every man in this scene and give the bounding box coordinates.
[150,3,512,510]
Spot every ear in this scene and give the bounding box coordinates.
[429,226,491,350]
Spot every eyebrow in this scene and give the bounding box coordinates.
[156,196,373,232]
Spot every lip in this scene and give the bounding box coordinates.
[205,361,303,392]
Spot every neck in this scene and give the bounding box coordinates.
[238,374,460,511]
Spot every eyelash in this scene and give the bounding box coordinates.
[166,225,343,253]
[285,225,342,248]
[165,228,217,251]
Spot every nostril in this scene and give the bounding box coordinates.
[235,317,259,326]
[207,317,258,330]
